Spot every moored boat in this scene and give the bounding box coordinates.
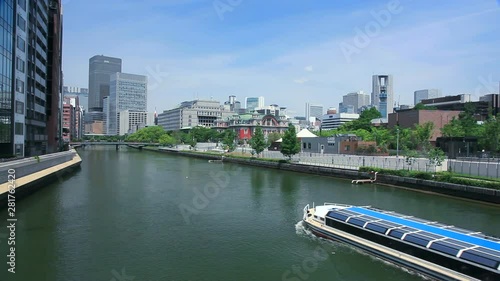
[302,203,500,281]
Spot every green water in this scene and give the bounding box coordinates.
[1,146,499,281]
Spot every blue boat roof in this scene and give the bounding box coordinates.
[347,206,500,251]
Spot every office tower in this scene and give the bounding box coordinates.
[340,91,370,114]
[372,75,394,119]
[0,0,63,157]
[103,96,109,135]
[309,104,323,120]
[108,73,147,135]
[245,96,264,112]
[414,89,442,105]
[88,55,122,111]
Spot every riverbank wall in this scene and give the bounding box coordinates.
[0,149,82,205]
[144,148,500,204]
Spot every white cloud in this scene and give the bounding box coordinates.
[304,65,313,72]
[294,78,309,84]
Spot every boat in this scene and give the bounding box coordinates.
[302,203,500,281]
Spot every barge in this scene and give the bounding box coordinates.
[302,203,500,281]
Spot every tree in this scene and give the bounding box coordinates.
[413,122,434,152]
[280,124,300,160]
[159,134,176,146]
[479,114,500,152]
[267,132,282,145]
[125,126,166,142]
[249,126,266,156]
[414,103,437,110]
[441,117,464,137]
[428,147,446,167]
[343,107,382,131]
[404,149,418,170]
[222,130,236,152]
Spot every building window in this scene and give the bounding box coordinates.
[17,36,25,52]
[18,0,26,11]
[308,143,311,149]
[15,144,23,156]
[17,14,26,31]
[16,57,25,73]
[303,142,306,149]
[345,145,350,151]
[16,79,24,93]
[15,123,23,135]
[15,101,24,114]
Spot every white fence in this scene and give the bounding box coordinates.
[448,160,500,178]
[258,151,448,173]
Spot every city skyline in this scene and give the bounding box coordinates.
[61,0,500,116]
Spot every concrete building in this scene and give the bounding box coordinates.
[0,0,63,157]
[388,109,462,143]
[414,89,441,105]
[245,96,264,112]
[158,100,234,131]
[62,104,72,143]
[117,110,154,135]
[340,91,370,114]
[84,121,105,135]
[479,94,500,116]
[63,95,82,140]
[321,113,360,130]
[301,135,377,155]
[108,73,147,135]
[88,55,122,112]
[371,75,394,119]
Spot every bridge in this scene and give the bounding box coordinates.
[70,142,161,150]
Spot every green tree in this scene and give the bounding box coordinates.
[480,115,500,152]
[267,132,282,145]
[404,149,418,170]
[222,130,236,152]
[126,126,166,142]
[249,126,266,157]
[159,134,176,146]
[441,117,464,137]
[428,147,446,167]
[413,122,434,152]
[343,107,382,131]
[414,103,437,110]
[280,124,300,160]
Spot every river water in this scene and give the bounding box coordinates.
[1,146,499,281]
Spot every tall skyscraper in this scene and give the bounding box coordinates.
[88,55,122,111]
[414,89,441,105]
[371,75,394,119]
[340,91,370,114]
[108,73,147,135]
[0,0,63,157]
[245,96,264,112]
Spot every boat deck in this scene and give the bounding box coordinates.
[347,206,500,251]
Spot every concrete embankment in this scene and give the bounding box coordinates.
[0,149,82,205]
[145,148,500,204]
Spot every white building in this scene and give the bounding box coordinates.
[414,89,441,105]
[321,113,360,130]
[158,100,234,131]
[118,110,155,135]
[108,73,147,135]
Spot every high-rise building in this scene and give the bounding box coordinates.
[414,89,442,105]
[0,0,63,157]
[371,75,394,119]
[245,96,264,112]
[340,91,370,114]
[63,95,82,140]
[309,104,323,120]
[88,55,122,112]
[108,73,147,135]
[103,96,109,135]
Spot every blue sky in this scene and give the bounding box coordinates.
[62,0,500,116]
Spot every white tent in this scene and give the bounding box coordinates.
[275,129,317,142]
